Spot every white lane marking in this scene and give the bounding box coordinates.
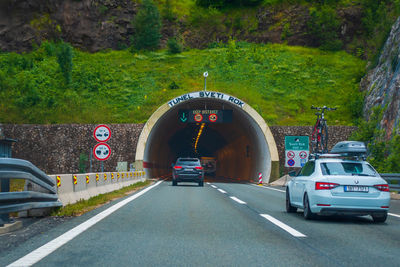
[230,196,247,204]
[8,181,163,267]
[252,184,285,193]
[217,189,227,194]
[389,213,400,218]
[260,214,307,238]
[206,182,210,185]
[210,185,217,189]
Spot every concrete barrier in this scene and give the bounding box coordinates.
[50,170,146,206]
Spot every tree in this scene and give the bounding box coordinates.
[56,42,73,85]
[132,0,162,51]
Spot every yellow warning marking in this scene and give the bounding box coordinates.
[57,176,61,187]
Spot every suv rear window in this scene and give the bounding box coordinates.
[320,162,376,176]
[176,159,200,166]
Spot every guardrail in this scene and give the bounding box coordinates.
[0,158,62,226]
[381,173,400,193]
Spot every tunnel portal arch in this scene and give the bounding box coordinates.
[135,91,279,183]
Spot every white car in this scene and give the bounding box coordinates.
[286,141,390,222]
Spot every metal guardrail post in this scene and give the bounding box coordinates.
[0,136,17,226]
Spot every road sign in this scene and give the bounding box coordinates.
[287,159,295,167]
[299,151,308,159]
[285,136,309,168]
[194,113,203,122]
[179,111,188,122]
[93,143,111,161]
[93,125,111,142]
[178,110,232,123]
[209,113,218,122]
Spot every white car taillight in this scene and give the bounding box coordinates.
[315,182,339,190]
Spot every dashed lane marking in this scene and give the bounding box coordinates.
[217,189,227,194]
[210,185,217,189]
[7,181,163,267]
[260,214,307,238]
[389,213,400,218]
[230,196,247,204]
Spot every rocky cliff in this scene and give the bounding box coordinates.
[0,0,365,53]
[361,17,400,139]
[0,0,138,52]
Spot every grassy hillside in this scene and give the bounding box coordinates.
[0,42,365,125]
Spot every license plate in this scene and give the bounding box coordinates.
[344,186,369,192]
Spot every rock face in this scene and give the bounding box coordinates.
[361,17,400,139]
[0,0,138,52]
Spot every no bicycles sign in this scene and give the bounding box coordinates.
[285,136,309,168]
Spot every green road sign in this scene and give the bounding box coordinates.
[285,136,309,150]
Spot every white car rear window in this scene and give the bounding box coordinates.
[320,162,376,176]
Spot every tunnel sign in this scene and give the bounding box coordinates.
[168,92,245,109]
[179,110,232,123]
[93,125,111,142]
[285,136,309,168]
[93,143,111,161]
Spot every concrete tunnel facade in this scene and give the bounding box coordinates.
[135,91,280,183]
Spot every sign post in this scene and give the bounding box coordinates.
[285,136,309,168]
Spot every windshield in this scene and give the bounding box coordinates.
[176,159,201,166]
[320,162,377,176]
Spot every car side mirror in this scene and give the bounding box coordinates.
[288,170,297,177]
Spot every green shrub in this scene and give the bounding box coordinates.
[167,38,183,54]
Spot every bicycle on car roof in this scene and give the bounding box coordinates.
[311,105,337,154]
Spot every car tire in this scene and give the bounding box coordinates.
[199,181,204,187]
[172,180,177,186]
[286,188,297,213]
[372,212,387,223]
[303,193,317,220]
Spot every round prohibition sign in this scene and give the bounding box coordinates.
[299,151,308,159]
[209,113,218,122]
[287,159,295,167]
[287,151,295,159]
[93,124,111,142]
[194,113,203,122]
[93,143,111,161]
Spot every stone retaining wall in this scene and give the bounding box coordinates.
[3,124,357,175]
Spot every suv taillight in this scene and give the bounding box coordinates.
[315,182,339,190]
[174,166,182,170]
[374,184,389,192]
[195,166,203,170]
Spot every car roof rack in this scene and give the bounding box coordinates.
[309,141,367,161]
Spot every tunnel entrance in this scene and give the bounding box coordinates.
[135,92,279,183]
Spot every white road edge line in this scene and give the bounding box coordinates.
[389,213,400,218]
[252,184,285,193]
[210,185,217,189]
[217,189,227,194]
[260,214,307,238]
[230,196,247,205]
[7,180,163,267]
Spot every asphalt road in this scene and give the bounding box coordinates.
[1,180,400,266]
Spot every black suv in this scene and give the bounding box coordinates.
[172,158,204,187]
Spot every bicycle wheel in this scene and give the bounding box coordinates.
[311,122,319,154]
[320,122,328,153]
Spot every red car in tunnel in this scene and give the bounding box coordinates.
[172,158,204,187]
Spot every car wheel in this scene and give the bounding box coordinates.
[286,188,297,213]
[199,181,204,187]
[303,193,317,220]
[372,212,387,223]
[172,180,177,186]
